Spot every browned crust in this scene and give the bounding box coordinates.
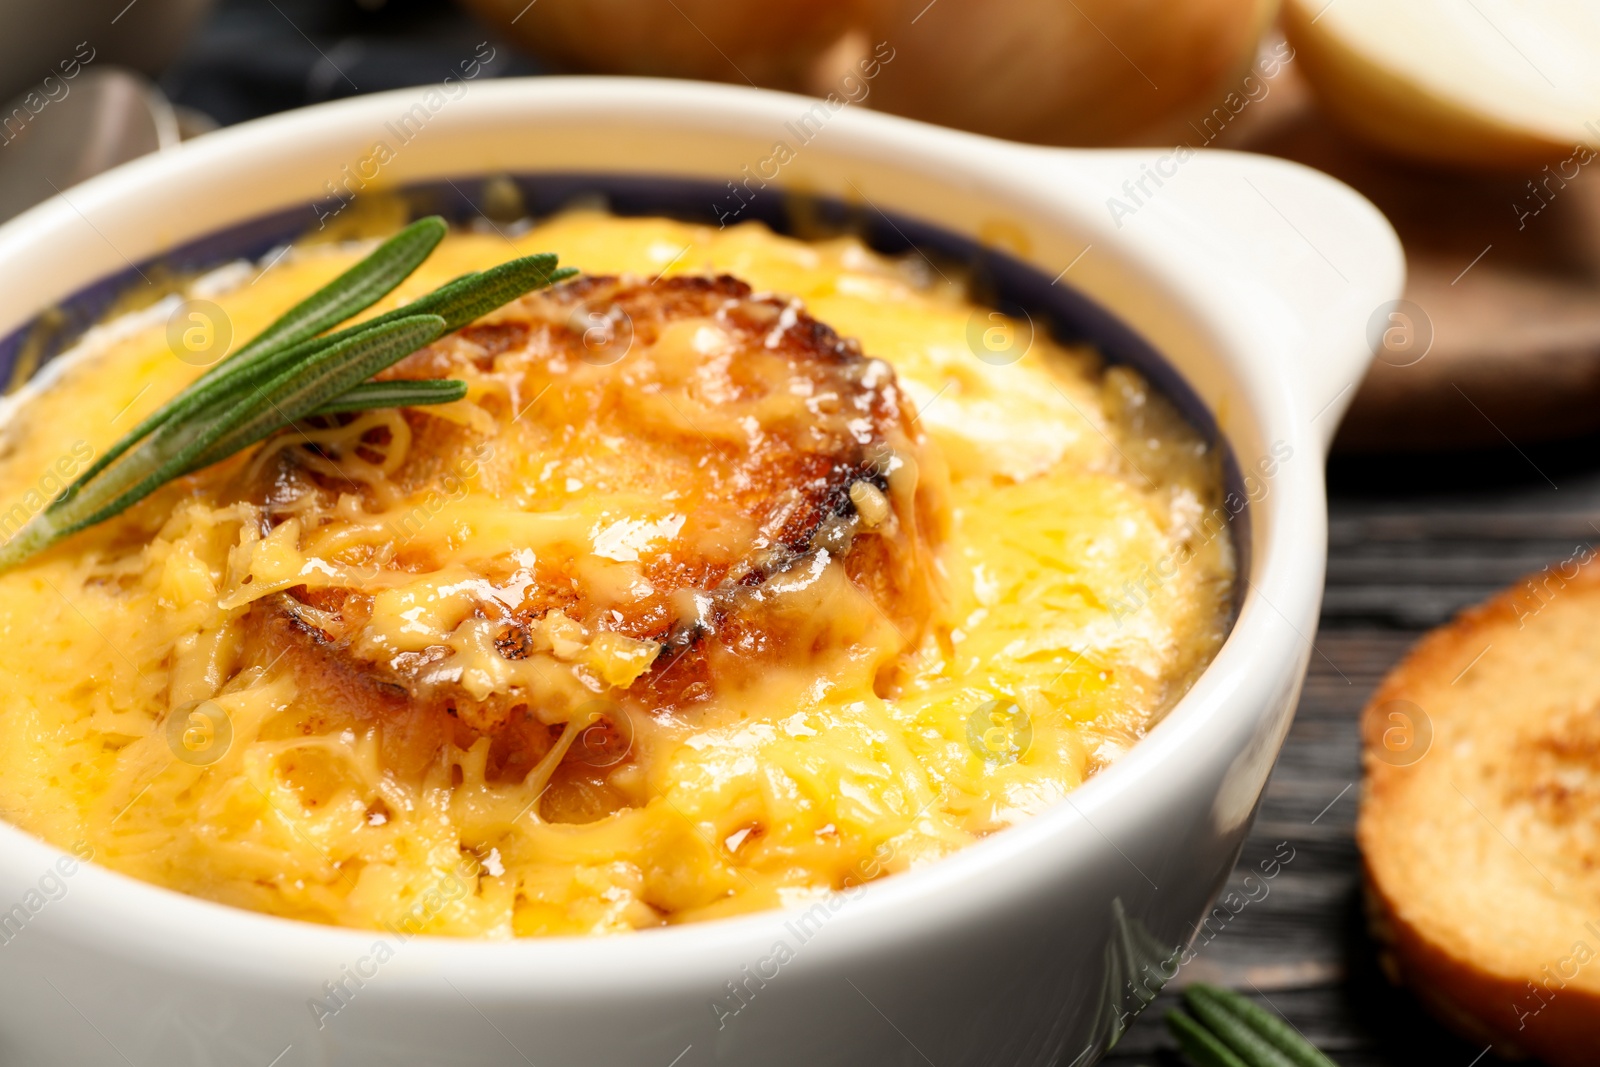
[232,274,944,780]
[246,600,563,780]
[1360,557,1600,1067]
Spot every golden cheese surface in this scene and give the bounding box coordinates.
[0,213,1234,935]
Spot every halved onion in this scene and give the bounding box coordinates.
[1283,0,1600,168]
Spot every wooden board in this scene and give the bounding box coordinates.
[1214,59,1600,453]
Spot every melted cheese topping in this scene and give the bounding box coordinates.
[0,213,1234,935]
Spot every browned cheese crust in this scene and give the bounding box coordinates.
[233,274,946,785]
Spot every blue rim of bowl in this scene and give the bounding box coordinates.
[0,172,1250,616]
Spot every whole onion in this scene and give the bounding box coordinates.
[465,0,1280,147]
[460,0,863,90]
[857,0,1279,146]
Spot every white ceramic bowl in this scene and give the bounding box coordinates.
[0,78,1400,1067]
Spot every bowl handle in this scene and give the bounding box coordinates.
[1029,147,1404,455]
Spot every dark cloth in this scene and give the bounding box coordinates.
[161,0,546,128]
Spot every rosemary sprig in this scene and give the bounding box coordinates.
[221,214,450,366]
[0,216,576,573]
[306,378,468,417]
[1167,984,1340,1067]
[156,314,448,489]
[69,216,452,497]
[1169,1009,1251,1067]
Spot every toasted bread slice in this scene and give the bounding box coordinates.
[231,274,943,781]
[1361,552,1600,1066]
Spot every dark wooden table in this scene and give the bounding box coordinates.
[1105,437,1600,1067]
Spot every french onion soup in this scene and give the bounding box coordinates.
[0,212,1234,934]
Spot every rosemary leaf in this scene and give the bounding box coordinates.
[1167,1010,1252,1067]
[60,254,568,511]
[167,253,568,457]
[1182,987,1299,1067]
[362,255,575,334]
[161,316,449,488]
[220,215,448,367]
[305,378,467,417]
[0,222,576,575]
[1192,986,1339,1067]
[65,217,449,501]
[0,315,445,567]
[173,375,467,477]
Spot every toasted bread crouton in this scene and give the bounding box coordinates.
[232,274,945,780]
[1361,551,1600,1066]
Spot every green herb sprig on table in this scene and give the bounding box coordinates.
[1166,983,1340,1067]
[0,215,574,574]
